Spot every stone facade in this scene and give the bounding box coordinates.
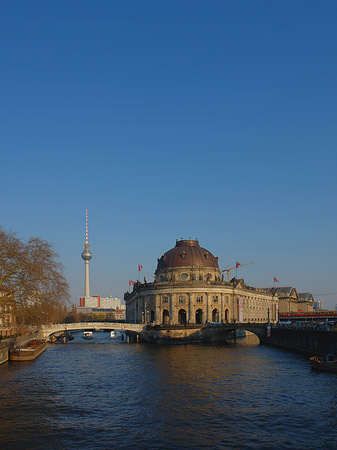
[125,239,278,326]
[275,287,314,314]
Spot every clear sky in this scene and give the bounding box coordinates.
[1,1,337,309]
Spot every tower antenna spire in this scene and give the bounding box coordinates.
[81,208,92,297]
[86,208,88,243]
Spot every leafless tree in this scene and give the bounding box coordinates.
[0,227,70,325]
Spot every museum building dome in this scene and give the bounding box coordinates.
[156,239,219,271]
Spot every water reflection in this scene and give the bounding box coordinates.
[1,333,337,449]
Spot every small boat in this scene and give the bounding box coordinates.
[49,335,58,343]
[110,330,117,338]
[83,331,93,340]
[55,331,74,343]
[309,355,337,373]
[65,332,74,341]
[9,340,47,362]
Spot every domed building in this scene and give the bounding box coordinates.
[124,239,278,338]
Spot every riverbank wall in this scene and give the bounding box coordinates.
[0,345,8,365]
[262,327,337,355]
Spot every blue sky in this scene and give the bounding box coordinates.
[1,1,337,308]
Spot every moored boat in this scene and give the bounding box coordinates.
[83,331,93,340]
[309,355,337,373]
[58,331,74,343]
[9,340,47,362]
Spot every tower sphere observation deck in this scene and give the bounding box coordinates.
[81,244,92,261]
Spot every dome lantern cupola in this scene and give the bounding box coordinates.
[155,239,220,283]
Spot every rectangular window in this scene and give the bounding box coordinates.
[225,296,229,303]
[162,296,169,304]
[196,296,203,303]
[179,296,186,303]
[213,296,218,303]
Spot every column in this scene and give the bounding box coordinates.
[187,293,190,324]
[143,297,147,324]
[220,294,223,323]
[154,295,160,325]
[169,294,173,324]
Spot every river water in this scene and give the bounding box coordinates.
[0,332,337,450]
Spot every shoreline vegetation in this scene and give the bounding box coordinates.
[0,226,70,337]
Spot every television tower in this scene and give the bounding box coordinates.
[81,208,92,297]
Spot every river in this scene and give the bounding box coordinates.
[0,332,337,450]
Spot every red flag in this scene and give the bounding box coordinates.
[138,264,143,271]
[236,261,241,269]
[129,280,134,286]
[274,277,279,283]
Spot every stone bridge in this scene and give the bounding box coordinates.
[40,322,144,339]
[40,321,269,343]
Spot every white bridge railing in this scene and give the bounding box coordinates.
[40,322,144,338]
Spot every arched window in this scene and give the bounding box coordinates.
[162,309,170,325]
[225,309,230,322]
[178,309,187,325]
[212,309,219,322]
[196,309,203,324]
[150,310,155,323]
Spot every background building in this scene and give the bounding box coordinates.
[75,295,125,321]
[313,301,322,311]
[0,291,15,338]
[275,287,314,313]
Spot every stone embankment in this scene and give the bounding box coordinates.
[263,326,337,355]
[0,330,41,365]
[0,344,8,365]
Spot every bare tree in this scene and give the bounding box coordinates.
[0,227,70,325]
